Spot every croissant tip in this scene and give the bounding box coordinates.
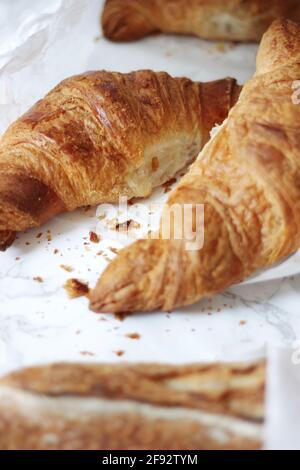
[0,231,16,251]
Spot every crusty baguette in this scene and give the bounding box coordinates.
[0,70,240,251]
[0,361,265,450]
[90,19,300,314]
[102,0,300,42]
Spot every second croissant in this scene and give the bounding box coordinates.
[0,70,240,251]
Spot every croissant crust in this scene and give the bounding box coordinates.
[102,0,300,42]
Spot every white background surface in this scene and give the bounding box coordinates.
[1,1,300,449]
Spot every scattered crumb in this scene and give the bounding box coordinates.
[33,276,43,283]
[25,242,31,246]
[47,230,52,242]
[109,247,120,255]
[64,278,90,299]
[125,332,141,340]
[60,264,74,273]
[36,232,43,239]
[97,250,104,256]
[94,35,101,42]
[98,316,107,322]
[114,350,125,357]
[239,320,247,326]
[115,220,141,231]
[75,330,81,335]
[114,312,127,322]
[54,249,59,255]
[89,231,101,243]
[80,351,95,357]
[15,257,20,261]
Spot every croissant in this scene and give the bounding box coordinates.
[0,71,240,251]
[102,0,300,42]
[90,19,300,314]
[0,360,264,449]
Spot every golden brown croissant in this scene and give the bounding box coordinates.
[0,360,264,449]
[0,70,240,251]
[102,0,300,42]
[90,19,300,314]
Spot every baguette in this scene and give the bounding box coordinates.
[0,361,265,450]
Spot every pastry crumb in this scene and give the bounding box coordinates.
[109,247,120,255]
[114,312,127,322]
[33,276,43,283]
[114,350,125,357]
[125,332,141,340]
[115,220,141,231]
[36,232,43,239]
[80,351,95,357]
[89,231,101,243]
[60,264,74,273]
[239,320,247,326]
[64,278,89,298]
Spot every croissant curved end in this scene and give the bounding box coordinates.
[0,231,16,252]
[89,239,167,313]
[101,0,156,41]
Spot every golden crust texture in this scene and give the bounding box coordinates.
[90,19,300,314]
[0,361,265,449]
[0,70,240,249]
[102,0,300,42]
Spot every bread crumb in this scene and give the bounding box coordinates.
[115,220,141,231]
[36,232,43,239]
[89,231,101,243]
[64,278,89,299]
[109,247,120,255]
[239,320,247,326]
[60,264,74,273]
[114,312,127,322]
[125,332,141,340]
[33,276,43,283]
[47,230,52,242]
[114,350,125,357]
[54,249,59,255]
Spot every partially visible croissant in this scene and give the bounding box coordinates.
[102,0,300,42]
[90,19,300,314]
[0,360,264,449]
[0,71,240,251]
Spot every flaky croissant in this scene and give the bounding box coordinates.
[0,360,264,449]
[0,71,240,251]
[90,19,300,314]
[102,0,300,42]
